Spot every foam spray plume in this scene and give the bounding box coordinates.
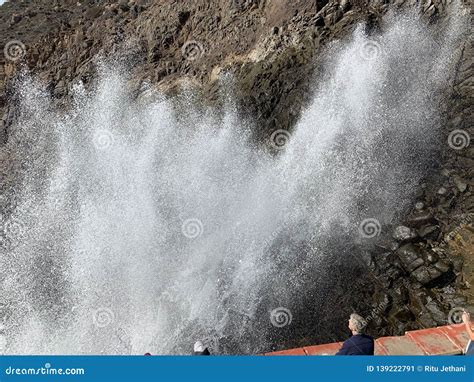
[0,9,467,354]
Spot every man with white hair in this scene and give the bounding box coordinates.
[193,341,211,355]
[335,313,374,355]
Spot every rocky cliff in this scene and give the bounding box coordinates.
[0,0,473,349]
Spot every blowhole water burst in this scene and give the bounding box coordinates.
[0,9,468,354]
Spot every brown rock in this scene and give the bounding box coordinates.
[405,210,435,227]
[433,260,450,273]
[393,226,418,242]
[411,266,434,285]
[396,244,424,272]
[10,14,22,24]
[417,225,440,239]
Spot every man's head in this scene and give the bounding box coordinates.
[194,341,205,352]
[348,313,367,334]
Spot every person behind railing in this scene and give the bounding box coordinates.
[193,341,211,355]
[461,311,474,355]
[335,313,374,355]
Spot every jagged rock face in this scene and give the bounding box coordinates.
[0,0,405,137]
[0,0,473,352]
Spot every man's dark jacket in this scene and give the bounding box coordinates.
[335,334,374,355]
